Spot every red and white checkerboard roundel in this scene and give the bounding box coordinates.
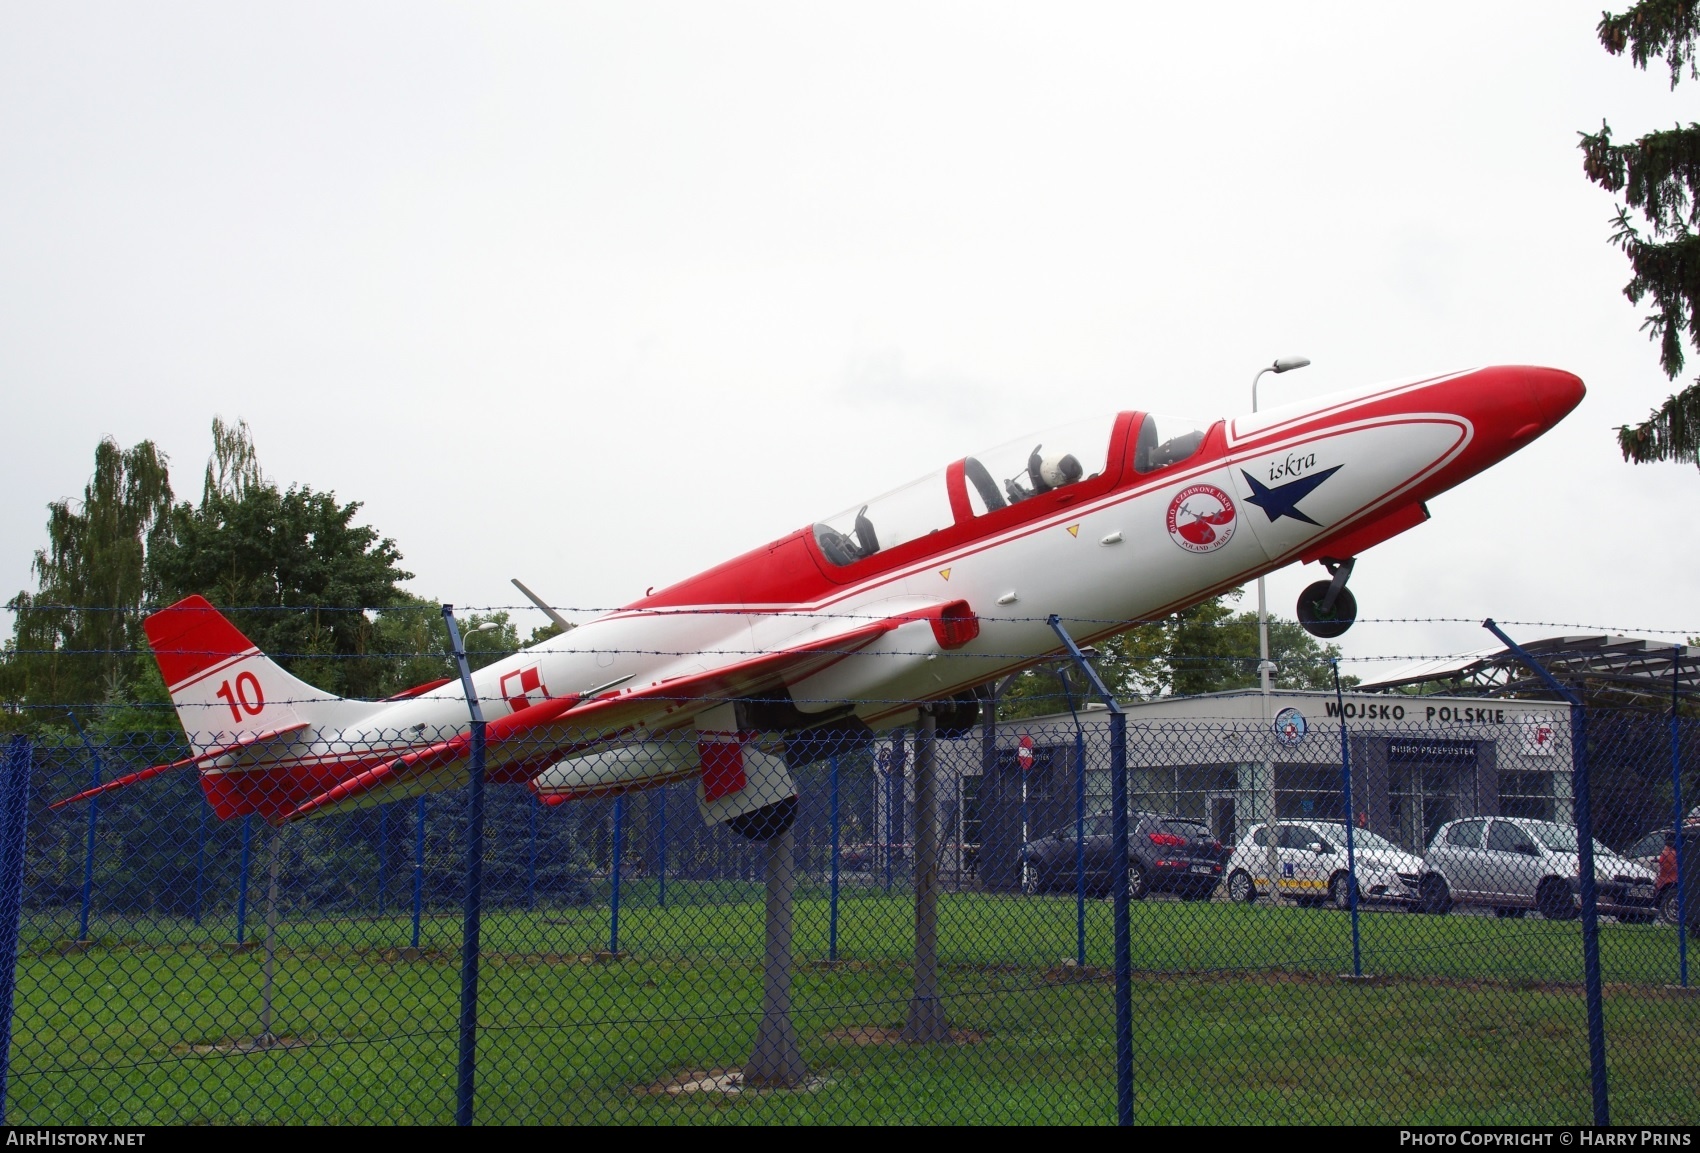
[500,665,552,714]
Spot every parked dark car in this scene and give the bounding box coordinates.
[1623,821,1700,924]
[1018,810,1227,900]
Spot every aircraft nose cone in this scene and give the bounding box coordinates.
[1525,366,1586,427]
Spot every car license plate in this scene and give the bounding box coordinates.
[1189,865,1213,875]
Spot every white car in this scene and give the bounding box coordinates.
[1224,821,1424,908]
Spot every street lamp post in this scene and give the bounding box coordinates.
[1251,356,1309,903]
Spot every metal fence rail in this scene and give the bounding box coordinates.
[0,701,1694,1124]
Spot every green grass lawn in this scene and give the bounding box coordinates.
[9,887,1698,1125]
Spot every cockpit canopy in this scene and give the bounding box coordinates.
[812,411,1210,567]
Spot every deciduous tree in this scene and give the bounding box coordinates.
[1,438,173,719]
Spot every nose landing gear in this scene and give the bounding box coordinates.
[1297,557,1357,638]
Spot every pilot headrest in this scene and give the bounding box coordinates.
[1039,453,1083,488]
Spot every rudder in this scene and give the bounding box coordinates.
[145,595,335,755]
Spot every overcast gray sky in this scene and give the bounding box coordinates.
[3,2,1696,679]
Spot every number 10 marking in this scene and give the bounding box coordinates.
[215,671,265,722]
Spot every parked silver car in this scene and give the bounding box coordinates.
[1417,816,1658,922]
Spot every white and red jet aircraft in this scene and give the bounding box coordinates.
[58,365,1584,838]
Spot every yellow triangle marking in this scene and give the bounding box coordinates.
[1066,524,1080,537]
[939,568,952,581]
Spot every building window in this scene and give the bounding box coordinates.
[1499,771,1555,821]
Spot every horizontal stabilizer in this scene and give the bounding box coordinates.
[49,722,309,811]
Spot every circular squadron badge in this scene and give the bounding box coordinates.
[1166,484,1238,553]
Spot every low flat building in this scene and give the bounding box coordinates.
[874,689,1572,893]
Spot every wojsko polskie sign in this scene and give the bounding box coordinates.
[1326,700,1516,726]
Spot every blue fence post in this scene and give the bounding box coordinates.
[1110,708,1132,1126]
[656,788,667,909]
[66,714,100,943]
[829,752,841,963]
[1048,616,1132,1125]
[1075,728,1087,968]
[1331,660,1365,979]
[376,803,388,917]
[1059,670,1086,966]
[526,797,538,911]
[1019,756,1029,890]
[444,606,488,1128]
[608,797,625,956]
[0,735,35,1124]
[884,748,896,893]
[235,814,253,946]
[1672,646,1688,988]
[1485,620,1608,1127]
[411,795,426,952]
[192,796,208,928]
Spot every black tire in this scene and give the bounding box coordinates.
[1537,878,1578,921]
[1417,874,1451,915]
[1020,860,1043,896]
[1494,907,1526,919]
[1126,860,1150,901]
[1227,869,1257,903]
[1658,887,1681,926]
[1329,871,1358,910]
[1296,582,1358,639]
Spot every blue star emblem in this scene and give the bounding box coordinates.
[1240,465,1342,526]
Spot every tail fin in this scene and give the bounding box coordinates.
[145,595,339,755]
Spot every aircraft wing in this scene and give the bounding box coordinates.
[278,597,974,821]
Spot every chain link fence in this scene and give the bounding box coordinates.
[0,691,1695,1125]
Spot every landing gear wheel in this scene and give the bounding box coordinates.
[1297,582,1358,639]
[1227,869,1257,903]
[1537,878,1578,921]
[1329,871,1359,909]
[1126,861,1150,901]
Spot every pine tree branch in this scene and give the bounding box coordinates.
[1617,378,1700,464]
[1599,0,1700,88]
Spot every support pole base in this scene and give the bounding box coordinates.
[902,996,951,1044]
[745,1009,807,1088]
